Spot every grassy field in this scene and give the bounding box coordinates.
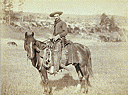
[1,37,128,95]
[1,22,128,95]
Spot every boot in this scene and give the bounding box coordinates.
[59,48,69,71]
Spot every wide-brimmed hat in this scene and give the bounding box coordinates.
[49,11,63,17]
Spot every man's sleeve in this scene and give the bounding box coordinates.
[60,22,68,37]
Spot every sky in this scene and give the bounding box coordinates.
[13,0,128,16]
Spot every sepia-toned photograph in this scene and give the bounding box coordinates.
[1,0,128,95]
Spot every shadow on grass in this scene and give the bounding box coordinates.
[41,73,86,91]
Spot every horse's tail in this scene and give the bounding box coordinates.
[88,53,93,77]
[85,46,93,77]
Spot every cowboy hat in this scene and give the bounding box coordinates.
[49,11,63,17]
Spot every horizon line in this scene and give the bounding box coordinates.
[21,11,127,17]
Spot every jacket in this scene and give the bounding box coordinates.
[53,20,68,38]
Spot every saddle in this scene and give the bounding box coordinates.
[37,39,80,73]
[51,39,81,72]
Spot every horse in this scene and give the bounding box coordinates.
[24,32,93,94]
[7,42,18,46]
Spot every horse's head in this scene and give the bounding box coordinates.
[24,32,35,60]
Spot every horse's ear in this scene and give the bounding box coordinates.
[25,32,27,38]
[32,32,34,37]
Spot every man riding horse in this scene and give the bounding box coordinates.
[49,11,69,74]
[24,24,93,94]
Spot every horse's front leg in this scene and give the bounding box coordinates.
[40,66,52,94]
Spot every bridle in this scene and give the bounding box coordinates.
[24,38,36,60]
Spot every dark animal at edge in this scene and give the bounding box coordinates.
[7,42,18,46]
[24,32,93,94]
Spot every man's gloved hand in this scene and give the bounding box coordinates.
[51,35,60,41]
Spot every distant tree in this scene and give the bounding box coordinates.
[110,16,115,26]
[100,13,107,20]
[17,0,24,21]
[109,16,115,32]
[3,0,13,24]
[99,13,111,33]
[100,13,108,26]
[109,16,120,32]
[3,0,24,23]
[105,17,110,25]
[11,12,22,21]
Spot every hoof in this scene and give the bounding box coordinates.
[43,90,50,95]
[73,84,81,93]
[86,90,88,94]
[43,90,47,94]
[88,83,92,87]
[88,81,92,87]
[48,87,52,94]
[43,87,52,95]
[83,89,88,94]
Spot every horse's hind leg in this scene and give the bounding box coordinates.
[80,66,90,94]
[74,64,84,93]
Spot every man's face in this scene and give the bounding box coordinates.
[54,14,60,20]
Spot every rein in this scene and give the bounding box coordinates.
[42,38,51,43]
